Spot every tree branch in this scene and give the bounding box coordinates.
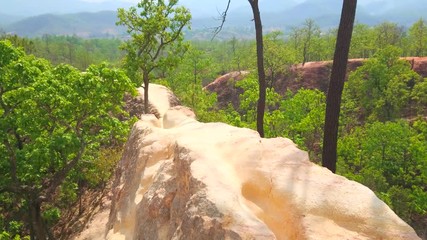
[41,139,86,201]
[212,0,231,40]
[3,139,18,183]
[0,184,35,195]
[151,22,188,63]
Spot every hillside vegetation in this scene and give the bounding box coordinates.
[1,13,427,239]
[1,0,427,40]
[3,11,126,38]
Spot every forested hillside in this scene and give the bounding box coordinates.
[1,5,426,239]
[3,11,126,38]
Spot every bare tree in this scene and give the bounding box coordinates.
[301,19,320,65]
[212,0,231,40]
[213,0,266,137]
[322,0,357,173]
[248,0,266,137]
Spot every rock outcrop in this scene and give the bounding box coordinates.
[76,83,420,239]
[276,57,427,94]
[205,58,427,109]
[104,95,419,239]
[204,71,249,109]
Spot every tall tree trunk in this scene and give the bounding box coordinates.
[29,196,49,240]
[249,0,266,137]
[143,71,149,114]
[193,61,197,108]
[322,0,357,173]
[302,42,308,66]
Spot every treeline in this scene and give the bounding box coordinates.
[0,33,124,70]
[2,18,427,75]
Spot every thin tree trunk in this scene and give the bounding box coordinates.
[143,71,149,114]
[249,0,266,137]
[322,0,357,173]
[29,196,49,240]
[302,42,308,66]
[193,61,197,108]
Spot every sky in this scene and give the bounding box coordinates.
[0,0,393,18]
[0,0,237,18]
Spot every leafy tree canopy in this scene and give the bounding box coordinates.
[117,0,191,113]
[344,46,421,122]
[0,40,135,239]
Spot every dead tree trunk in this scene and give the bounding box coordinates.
[322,0,357,173]
[249,0,266,137]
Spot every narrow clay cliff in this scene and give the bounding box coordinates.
[75,84,421,240]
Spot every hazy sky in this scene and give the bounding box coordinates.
[0,0,239,17]
[0,0,392,18]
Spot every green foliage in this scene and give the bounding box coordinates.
[82,147,124,187]
[339,45,427,229]
[117,0,191,86]
[349,23,376,58]
[0,34,35,54]
[195,39,255,75]
[0,40,135,238]
[162,44,229,123]
[289,19,323,64]
[407,18,427,56]
[263,31,297,88]
[0,34,124,70]
[1,16,427,236]
[42,206,61,225]
[374,22,405,49]
[410,76,427,118]
[0,221,29,240]
[337,120,427,224]
[344,46,421,123]
[229,36,255,72]
[234,75,325,161]
[271,89,325,161]
[235,74,282,129]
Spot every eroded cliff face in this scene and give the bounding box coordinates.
[76,83,420,240]
[105,110,419,239]
[205,58,427,109]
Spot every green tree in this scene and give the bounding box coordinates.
[344,46,420,122]
[411,77,427,115]
[272,89,326,162]
[263,31,297,88]
[337,120,427,227]
[0,40,134,239]
[163,45,223,122]
[408,18,427,56]
[0,34,35,54]
[300,19,321,65]
[117,0,191,113]
[289,26,303,54]
[350,23,375,58]
[229,36,244,72]
[315,28,337,61]
[374,21,405,49]
[235,74,281,131]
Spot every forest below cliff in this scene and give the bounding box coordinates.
[1,14,427,239]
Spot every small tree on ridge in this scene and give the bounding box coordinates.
[117,0,191,113]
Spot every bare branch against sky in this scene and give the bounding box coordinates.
[211,0,231,40]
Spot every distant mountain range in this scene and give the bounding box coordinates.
[1,11,126,38]
[1,0,426,39]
